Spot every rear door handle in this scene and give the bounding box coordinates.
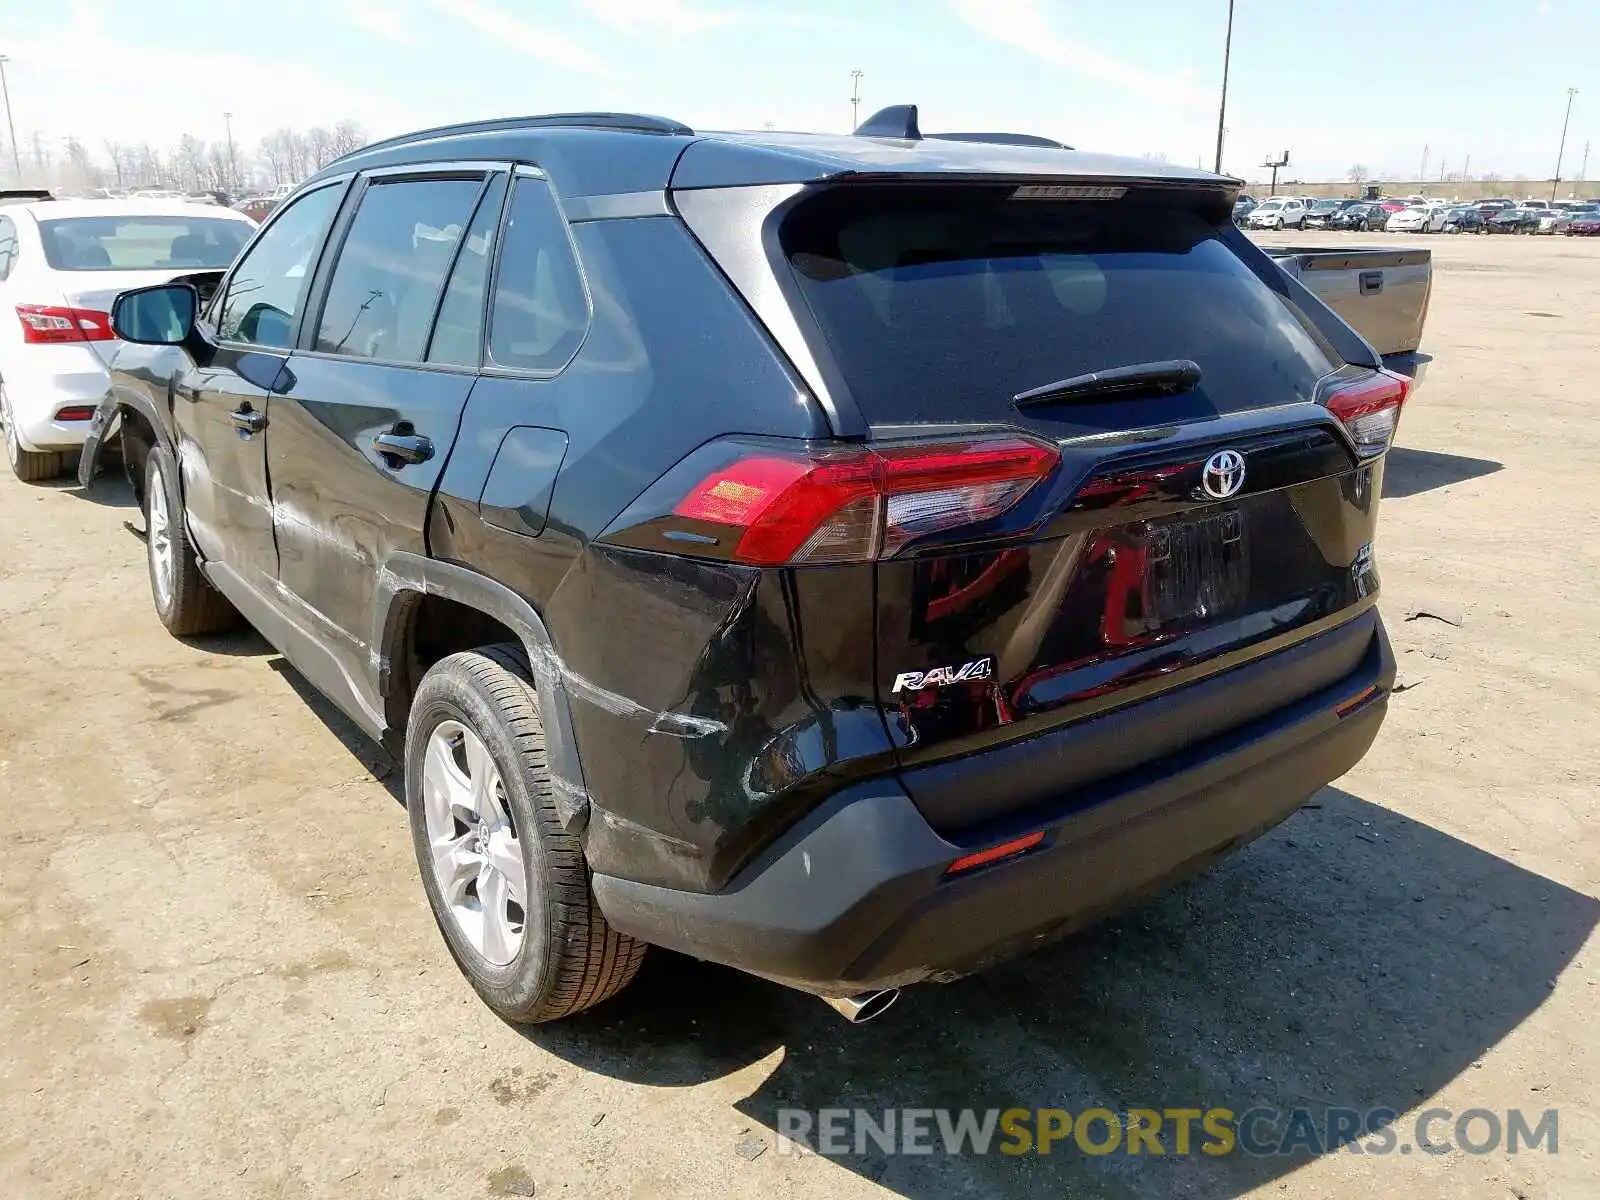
[1359,271,1384,296]
[373,432,435,467]
[229,407,267,434]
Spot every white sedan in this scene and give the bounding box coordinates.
[1385,205,1449,234]
[0,198,255,481]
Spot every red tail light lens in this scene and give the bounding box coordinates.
[671,437,1058,565]
[16,304,114,344]
[1325,370,1409,454]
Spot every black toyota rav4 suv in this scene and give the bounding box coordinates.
[83,107,1401,1025]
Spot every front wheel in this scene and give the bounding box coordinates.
[407,645,647,1024]
[144,444,239,636]
[1273,217,1284,230]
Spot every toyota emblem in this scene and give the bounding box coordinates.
[1201,450,1246,499]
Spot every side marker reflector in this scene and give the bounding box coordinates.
[946,830,1046,876]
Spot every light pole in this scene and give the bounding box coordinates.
[1262,151,1289,196]
[850,69,864,131]
[223,111,237,193]
[1213,0,1235,174]
[1552,87,1578,202]
[0,55,20,179]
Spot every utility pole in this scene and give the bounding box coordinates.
[849,69,864,132]
[1213,0,1235,174]
[1580,140,1590,181]
[1419,144,1428,184]
[1462,153,1471,182]
[1552,87,1577,202]
[0,55,20,179]
[1262,150,1290,195]
[223,111,237,194]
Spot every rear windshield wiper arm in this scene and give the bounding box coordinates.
[1013,359,1202,408]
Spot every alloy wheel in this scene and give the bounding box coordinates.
[421,720,528,966]
[147,462,175,611]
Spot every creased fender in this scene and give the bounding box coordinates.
[371,553,592,833]
[76,381,177,489]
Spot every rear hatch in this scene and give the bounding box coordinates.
[775,182,1395,832]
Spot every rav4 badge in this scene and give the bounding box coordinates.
[891,657,996,694]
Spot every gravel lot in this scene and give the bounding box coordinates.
[1,231,1596,1200]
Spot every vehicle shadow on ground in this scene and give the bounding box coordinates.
[267,658,404,803]
[522,786,1596,1199]
[1383,447,1503,499]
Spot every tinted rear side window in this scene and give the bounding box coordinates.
[488,176,589,373]
[315,176,484,362]
[782,186,1341,425]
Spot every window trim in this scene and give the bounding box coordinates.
[421,173,512,370]
[206,175,355,352]
[293,161,508,371]
[479,165,594,381]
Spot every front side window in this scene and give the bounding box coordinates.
[315,176,485,362]
[487,175,589,373]
[216,185,343,348]
[36,214,252,272]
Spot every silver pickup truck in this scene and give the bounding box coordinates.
[1265,246,1432,387]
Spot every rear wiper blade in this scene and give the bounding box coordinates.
[1013,359,1202,408]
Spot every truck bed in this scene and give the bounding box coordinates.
[1265,246,1431,382]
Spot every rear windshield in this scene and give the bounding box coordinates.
[781,186,1342,425]
[38,215,252,272]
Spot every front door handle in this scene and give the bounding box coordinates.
[230,406,267,434]
[373,431,435,467]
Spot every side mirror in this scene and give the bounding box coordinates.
[111,283,198,346]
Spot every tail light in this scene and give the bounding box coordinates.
[1325,370,1410,455]
[16,304,114,344]
[616,436,1059,566]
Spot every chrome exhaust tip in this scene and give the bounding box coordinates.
[822,989,900,1023]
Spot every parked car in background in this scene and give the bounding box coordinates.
[1441,205,1484,233]
[79,109,1410,1027]
[1327,202,1389,231]
[1386,205,1448,234]
[1485,206,1542,234]
[1303,198,1359,229]
[1233,195,1258,226]
[1567,210,1600,236]
[0,198,256,480]
[1245,196,1309,229]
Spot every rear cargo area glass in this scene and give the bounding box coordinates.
[781,186,1341,428]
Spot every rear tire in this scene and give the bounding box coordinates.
[1273,217,1284,230]
[406,645,646,1024]
[144,444,240,637]
[1,381,68,483]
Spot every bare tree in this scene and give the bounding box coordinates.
[103,140,128,189]
[331,120,367,158]
[1346,164,1369,186]
[176,133,208,191]
[304,126,335,170]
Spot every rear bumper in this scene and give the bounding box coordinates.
[594,614,1396,995]
[2,345,110,450]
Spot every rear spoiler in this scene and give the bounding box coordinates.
[0,188,54,206]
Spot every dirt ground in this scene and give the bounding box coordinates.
[1,231,1597,1200]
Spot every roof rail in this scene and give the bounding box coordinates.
[928,132,1073,150]
[328,112,695,166]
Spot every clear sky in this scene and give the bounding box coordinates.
[1,0,1595,184]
